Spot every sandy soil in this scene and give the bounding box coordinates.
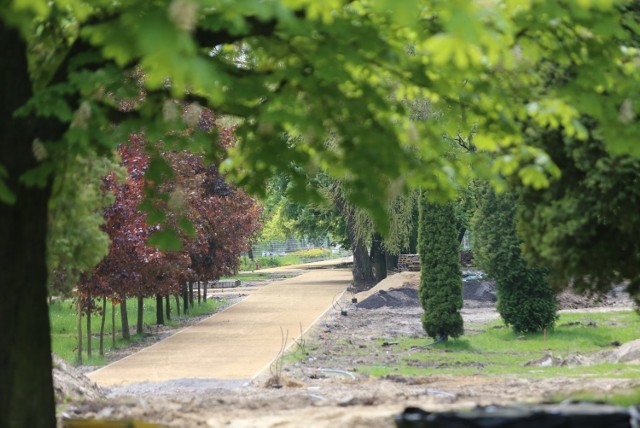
[57,270,640,428]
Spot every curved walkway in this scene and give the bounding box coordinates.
[88,258,352,387]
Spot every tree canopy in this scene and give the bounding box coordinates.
[5,0,640,232]
[517,129,640,305]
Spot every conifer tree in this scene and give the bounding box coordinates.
[418,194,464,340]
[472,184,557,333]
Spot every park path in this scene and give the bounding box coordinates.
[88,258,352,387]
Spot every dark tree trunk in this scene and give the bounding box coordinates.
[203,281,208,302]
[120,300,130,340]
[386,252,399,272]
[86,303,92,358]
[197,281,201,304]
[111,300,116,347]
[457,225,466,245]
[370,232,387,282]
[100,297,107,356]
[333,191,374,286]
[0,22,60,428]
[189,280,194,307]
[156,294,164,325]
[183,283,189,314]
[136,296,144,335]
[174,294,181,316]
[352,238,374,285]
[77,301,83,365]
[165,295,171,321]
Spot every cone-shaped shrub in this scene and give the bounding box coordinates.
[418,194,464,340]
[472,184,557,333]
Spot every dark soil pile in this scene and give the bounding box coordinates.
[357,271,498,309]
[462,281,497,302]
[356,288,420,309]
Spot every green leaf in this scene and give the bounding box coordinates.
[0,171,16,204]
[178,215,196,238]
[19,163,54,188]
[148,228,183,251]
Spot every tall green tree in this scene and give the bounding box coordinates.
[473,184,557,333]
[418,194,464,340]
[3,1,640,426]
[518,130,640,307]
[47,150,118,295]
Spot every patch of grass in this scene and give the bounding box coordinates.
[221,273,271,282]
[555,387,640,406]
[358,311,640,379]
[50,297,226,366]
[287,248,331,259]
[239,255,303,270]
[238,248,346,270]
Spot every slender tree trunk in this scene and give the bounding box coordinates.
[120,299,130,340]
[370,232,387,282]
[112,300,116,347]
[165,295,171,321]
[197,281,201,304]
[156,294,164,325]
[136,296,144,335]
[174,294,181,316]
[86,303,92,359]
[100,297,107,356]
[189,280,194,307]
[203,281,208,302]
[77,300,83,365]
[334,190,374,285]
[0,23,58,428]
[183,283,189,315]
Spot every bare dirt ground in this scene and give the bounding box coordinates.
[56,270,640,428]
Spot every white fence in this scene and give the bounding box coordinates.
[248,238,329,257]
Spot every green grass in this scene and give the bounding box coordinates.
[50,297,226,366]
[554,387,640,406]
[240,254,304,270]
[357,311,640,379]
[287,248,331,258]
[238,248,345,270]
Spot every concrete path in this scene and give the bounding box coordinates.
[88,259,352,387]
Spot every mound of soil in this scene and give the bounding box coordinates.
[356,288,420,309]
[462,280,497,303]
[557,286,633,310]
[53,354,103,403]
[523,339,640,368]
[607,339,640,364]
[354,271,418,300]
[357,271,497,310]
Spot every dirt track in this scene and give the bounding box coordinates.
[88,258,352,386]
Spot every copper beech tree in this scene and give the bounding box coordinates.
[78,129,261,357]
